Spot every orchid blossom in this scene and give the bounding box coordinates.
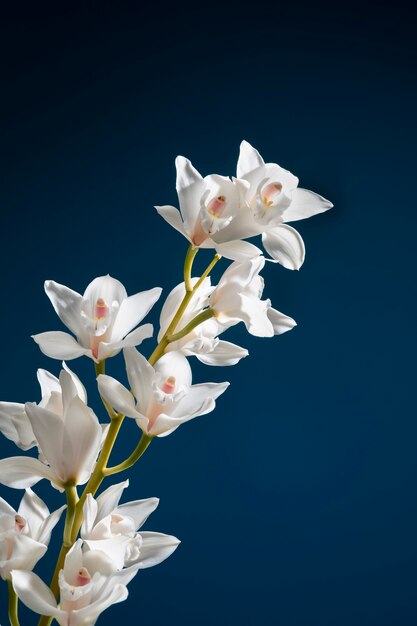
[210,257,296,337]
[158,278,248,366]
[0,489,65,580]
[81,480,180,570]
[97,348,229,437]
[32,275,162,362]
[0,368,103,490]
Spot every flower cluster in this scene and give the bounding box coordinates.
[0,141,331,626]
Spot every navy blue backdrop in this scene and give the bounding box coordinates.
[1,2,416,625]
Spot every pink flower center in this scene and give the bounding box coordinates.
[94,298,109,320]
[261,182,282,206]
[14,515,25,533]
[75,567,91,587]
[161,376,176,394]
[207,195,226,217]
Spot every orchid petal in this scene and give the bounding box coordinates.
[154,205,189,238]
[0,456,59,489]
[138,532,180,568]
[116,497,159,531]
[97,324,154,361]
[237,140,265,178]
[214,239,263,262]
[97,375,138,418]
[32,331,90,360]
[175,156,205,231]
[196,340,249,366]
[44,280,84,340]
[267,308,297,335]
[12,570,60,616]
[112,288,162,341]
[262,224,305,270]
[283,187,333,222]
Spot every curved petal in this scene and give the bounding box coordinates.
[267,307,297,335]
[116,497,159,531]
[237,140,265,178]
[18,488,49,536]
[171,382,229,420]
[238,294,274,337]
[32,331,91,360]
[155,351,192,389]
[44,280,84,339]
[175,156,205,231]
[112,288,162,341]
[73,583,128,625]
[154,205,189,238]
[283,187,333,222]
[196,340,249,366]
[123,348,154,413]
[62,363,87,403]
[81,493,98,538]
[12,570,59,616]
[95,480,129,523]
[97,375,138,418]
[83,275,127,312]
[214,240,262,262]
[37,369,60,398]
[262,224,305,270]
[0,456,59,489]
[98,324,154,361]
[62,396,102,485]
[25,403,65,477]
[83,536,130,571]
[137,532,180,568]
[37,504,66,546]
[0,402,36,450]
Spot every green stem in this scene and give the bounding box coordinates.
[63,484,78,547]
[7,580,20,626]
[149,252,221,366]
[184,244,198,292]
[70,413,125,543]
[167,309,215,343]
[104,433,154,475]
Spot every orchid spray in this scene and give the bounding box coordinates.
[0,141,332,626]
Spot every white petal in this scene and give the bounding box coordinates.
[32,331,90,360]
[196,340,249,366]
[97,324,154,361]
[73,583,128,625]
[83,537,130,571]
[116,497,159,531]
[61,397,102,485]
[62,363,87,403]
[44,280,84,339]
[0,402,36,450]
[111,288,162,341]
[97,375,138,418]
[214,240,263,262]
[83,275,127,312]
[237,140,265,178]
[0,456,58,489]
[175,156,205,231]
[18,488,49,537]
[81,494,98,538]
[37,505,66,546]
[0,496,16,517]
[154,205,189,238]
[267,308,297,335]
[155,351,192,389]
[123,348,154,412]
[95,480,129,522]
[239,295,274,337]
[171,382,229,420]
[12,570,59,616]
[63,540,83,583]
[137,532,180,568]
[262,224,305,270]
[25,403,66,478]
[37,369,60,398]
[283,187,333,222]
[1,534,47,578]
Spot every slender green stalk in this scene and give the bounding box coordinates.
[63,484,78,547]
[104,433,154,475]
[184,244,199,292]
[8,580,20,626]
[167,309,215,343]
[70,413,125,543]
[149,252,221,366]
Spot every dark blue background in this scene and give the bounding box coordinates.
[1,2,416,625]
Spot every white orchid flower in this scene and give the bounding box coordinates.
[12,540,137,626]
[32,275,162,362]
[210,257,296,338]
[81,480,180,570]
[215,140,332,270]
[158,278,248,366]
[0,489,65,580]
[0,368,103,490]
[97,348,229,437]
[155,157,263,261]
[0,363,85,453]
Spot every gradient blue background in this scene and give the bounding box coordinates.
[1,2,416,625]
